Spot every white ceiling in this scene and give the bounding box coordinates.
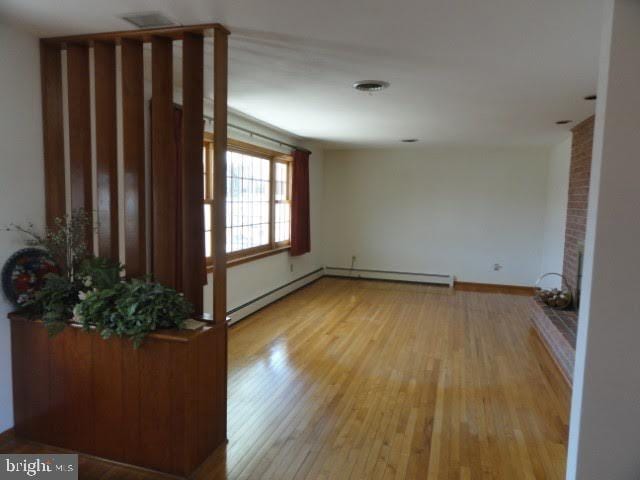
[1,0,603,147]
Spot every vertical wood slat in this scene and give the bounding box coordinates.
[151,37,177,288]
[94,42,119,261]
[40,42,66,228]
[47,328,94,452]
[10,318,51,442]
[121,39,146,277]
[213,28,229,324]
[181,33,205,314]
[213,27,229,445]
[91,333,123,460]
[67,44,93,250]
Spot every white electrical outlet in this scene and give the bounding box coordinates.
[493,263,503,271]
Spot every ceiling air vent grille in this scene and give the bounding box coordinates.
[120,12,177,29]
[353,80,390,92]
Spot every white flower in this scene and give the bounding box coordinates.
[72,304,83,322]
[78,291,87,301]
[83,276,92,287]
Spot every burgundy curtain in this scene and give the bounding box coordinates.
[290,150,311,256]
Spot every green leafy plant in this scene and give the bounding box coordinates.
[9,212,192,346]
[75,279,192,348]
[6,209,94,280]
[79,256,123,289]
[21,257,124,335]
[21,273,79,335]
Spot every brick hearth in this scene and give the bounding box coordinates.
[530,298,577,384]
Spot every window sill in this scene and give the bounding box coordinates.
[207,245,291,272]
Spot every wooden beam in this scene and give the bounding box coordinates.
[213,28,229,324]
[121,39,146,277]
[40,41,66,228]
[42,23,230,48]
[67,44,93,250]
[94,42,119,261]
[151,36,177,288]
[212,27,229,448]
[181,33,205,314]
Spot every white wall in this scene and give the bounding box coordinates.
[202,113,325,314]
[323,147,549,286]
[539,136,571,288]
[567,1,640,478]
[0,24,45,432]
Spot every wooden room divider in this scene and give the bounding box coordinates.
[39,23,229,319]
[21,23,231,476]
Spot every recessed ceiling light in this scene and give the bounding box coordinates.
[120,12,177,29]
[353,80,390,92]
[555,120,572,125]
[584,94,597,101]
[401,138,419,143]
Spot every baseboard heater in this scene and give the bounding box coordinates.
[227,267,324,325]
[324,266,454,287]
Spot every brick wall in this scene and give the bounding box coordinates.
[563,116,595,298]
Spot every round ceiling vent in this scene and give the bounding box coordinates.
[353,80,390,92]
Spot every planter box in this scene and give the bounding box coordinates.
[9,313,227,477]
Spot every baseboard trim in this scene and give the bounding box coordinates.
[454,281,535,296]
[324,267,453,286]
[227,267,324,325]
[3,436,184,480]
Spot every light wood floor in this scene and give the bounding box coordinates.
[1,278,571,479]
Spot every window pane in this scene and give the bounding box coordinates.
[225,151,271,253]
[205,231,212,258]
[204,204,211,231]
[203,145,211,200]
[275,201,290,242]
[274,162,288,202]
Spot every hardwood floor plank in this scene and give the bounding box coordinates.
[2,278,570,479]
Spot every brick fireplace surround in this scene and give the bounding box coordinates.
[563,116,595,299]
[530,115,594,385]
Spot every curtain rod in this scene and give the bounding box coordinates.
[202,113,312,154]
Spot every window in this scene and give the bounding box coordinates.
[203,144,213,258]
[274,161,291,243]
[226,151,271,253]
[203,135,292,266]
